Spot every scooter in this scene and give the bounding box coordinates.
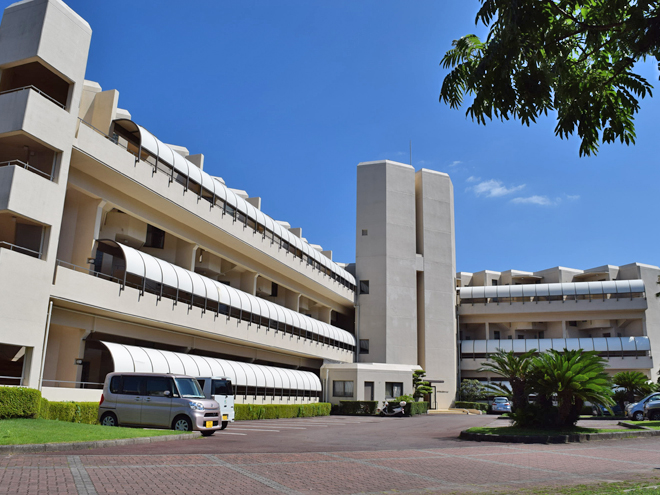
[378,400,407,417]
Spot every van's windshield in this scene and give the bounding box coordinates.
[212,379,233,396]
[174,378,205,399]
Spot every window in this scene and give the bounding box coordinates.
[146,377,173,397]
[359,339,369,354]
[492,280,498,286]
[359,280,370,294]
[518,335,525,339]
[145,225,165,249]
[538,331,544,339]
[603,332,611,338]
[385,382,403,398]
[110,376,122,394]
[362,229,368,236]
[493,331,500,339]
[332,380,354,398]
[121,375,144,395]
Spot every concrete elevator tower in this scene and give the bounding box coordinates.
[355,160,457,408]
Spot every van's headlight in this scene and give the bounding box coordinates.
[189,401,205,411]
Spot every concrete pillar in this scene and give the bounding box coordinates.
[175,239,197,271]
[285,289,300,312]
[562,320,568,338]
[240,271,258,295]
[485,322,490,340]
[42,325,86,388]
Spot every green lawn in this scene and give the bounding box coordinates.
[478,478,660,495]
[0,419,193,445]
[629,420,660,430]
[466,426,625,436]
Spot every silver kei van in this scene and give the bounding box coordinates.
[98,372,221,436]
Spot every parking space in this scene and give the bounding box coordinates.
[5,415,660,494]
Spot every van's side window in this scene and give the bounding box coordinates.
[197,379,205,389]
[110,376,122,394]
[122,376,144,395]
[146,377,173,397]
[212,379,232,395]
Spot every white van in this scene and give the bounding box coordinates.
[196,376,235,429]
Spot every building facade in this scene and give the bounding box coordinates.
[0,0,657,410]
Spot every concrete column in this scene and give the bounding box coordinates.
[175,239,197,271]
[485,322,490,340]
[42,325,86,388]
[562,320,568,338]
[240,271,258,295]
[285,289,300,312]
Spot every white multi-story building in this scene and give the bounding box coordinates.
[0,0,657,410]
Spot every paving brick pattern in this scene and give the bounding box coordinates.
[2,417,660,494]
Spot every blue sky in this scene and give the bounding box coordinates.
[25,1,660,273]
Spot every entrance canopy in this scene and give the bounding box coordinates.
[100,341,321,392]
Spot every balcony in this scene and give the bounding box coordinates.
[73,120,355,305]
[459,337,653,372]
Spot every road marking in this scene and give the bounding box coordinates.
[218,431,247,435]
[229,427,280,432]
[68,455,98,495]
[231,425,306,430]
[204,454,302,494]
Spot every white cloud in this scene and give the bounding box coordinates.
[510,195,554,206]
[469,179,525,198]
[565,194,580,201]
[448,160,462,167]
[466,175,481,183]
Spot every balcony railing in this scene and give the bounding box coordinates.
[0,241,42,259]
[0,159,53,181]
[41,379,104,389]
[0,85,66,109]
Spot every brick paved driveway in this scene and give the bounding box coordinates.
[2,416,660,494]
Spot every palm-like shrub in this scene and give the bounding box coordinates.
[613,371,653,406]
[532,349,613,428]
[478,349,536,413]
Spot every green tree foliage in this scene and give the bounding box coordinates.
[613,370,654,404]
[458,379,487,402]
[478,349,536,412]
[413,370,434,400]
[530,349,613,427]
[440,0,660,156]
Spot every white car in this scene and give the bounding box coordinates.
[626,392,660,421]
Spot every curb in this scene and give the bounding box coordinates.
[459,429,660,444]
[0,431,201,455]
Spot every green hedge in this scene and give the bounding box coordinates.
[0,387,99,424]
[455,401,489,411]
[0,387,41,419]
[338,401,378,415]
[234,403,330,420]
[408,401,429,416]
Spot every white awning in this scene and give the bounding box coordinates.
[460,280,646,300]
[460,337,651,355]
[95,240,355,348]
[100,341,322,392]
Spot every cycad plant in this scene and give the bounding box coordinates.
[613,371,653,407]
[532,349,613,428]
[478,349,536,413]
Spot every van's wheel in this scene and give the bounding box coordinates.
[633,411,644,422]
[651,411,660,421]
[220,421,228,430]
[201,430,215,437]
[100,412,118,427]
[172,415,193,431]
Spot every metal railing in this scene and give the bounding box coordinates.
[78,118,136,155]
[0,375,23,386]
[0,85,66,109]
[41,379,104,389]
[56,259,126,285]
[0,241,42,259]
[0,159,53,180]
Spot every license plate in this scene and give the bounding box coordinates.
[205,421,213,428]
[222,415,228,421]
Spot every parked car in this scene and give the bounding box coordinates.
[625,392,660,421]
[490,397,512,414]
[643,398,660,421]
[592,403,623,417]
[196,376,235,430]
[98,372,222,436]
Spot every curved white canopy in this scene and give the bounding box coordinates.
[100,341,323,392]
[459,336,651,355]
[460,280,646,301]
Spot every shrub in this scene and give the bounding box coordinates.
[455,401,488,411]
[234,403,330,420]
[0,387,41,419]
[458,379,486,402]
[338,401,378,415]
[408,401,429,416]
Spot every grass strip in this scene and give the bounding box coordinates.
[629,420,660,430]
[0,418,192,445]
[481,477,660,494]
[466,426,627,436]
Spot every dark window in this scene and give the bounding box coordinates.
[603,332,611,338]
[538,331,545,339]
[212,379,233,395]
[359,280,370,294]
[332,380,354,398]
[110,376,122,394]
[359,339,369,354]
[362,229,368,236]
[146,377,173,397]
[145,225,165,249]
[121,375,144,395]
[518,335,525,339]
[385,382,403,398]
[492,280,498,286]
[493,331,500,339]
[272,283,278,297]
